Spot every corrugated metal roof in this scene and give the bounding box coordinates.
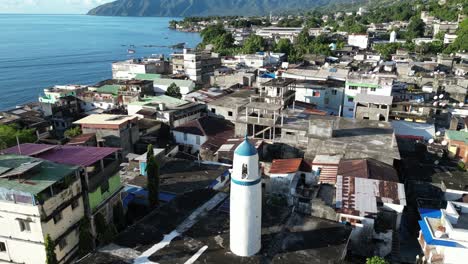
[446,130,468,144]
[3,143,119,167]
[338,159,399,182]
[269,158,303,174]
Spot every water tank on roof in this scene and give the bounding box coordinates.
[159,103,166,111]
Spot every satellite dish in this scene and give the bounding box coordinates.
[453,103,457,107]
[442,140,448,146]
[436,131,441,136]
[439,94,444,99]
[434,160,439,165]
[433,96,438,100]
[428,138,435,144]
[459,103,464,107]
[433,102,438,106]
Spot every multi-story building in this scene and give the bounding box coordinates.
[172,49,221,84]
[255,27,303,44]
[112,56,170,80]
[347,34,369,50]
[354,94,393,121]
[134,74,195,95]
[294,80,345,115]
[343,75,394,118]
[0,155,84,264]
[3,144,123,239]
[127,95,206,128]
[74,114,139,156]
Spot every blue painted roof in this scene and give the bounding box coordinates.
[418,220,464,248]
[234,137,257,156]
[419,208,442,219]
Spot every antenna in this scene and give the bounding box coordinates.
[16,135,21,155]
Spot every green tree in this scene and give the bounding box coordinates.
[45,234,57,264]
[406,17,426,40]
[165,83,182,99]
[374,43,401,60]
[64,126,82,138]
[94,212,116,245]
[146,155,160,208]
[366,256,389,264]
[0,124,36,149]
[242,35,266,54]
[146,144,154,161]
[78,217,94,256]
[274,38,293,54]
[446,18,468,53]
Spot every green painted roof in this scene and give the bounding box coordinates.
[128,95,188,108]
[95,85,121,95]
[446,130,468,144]
[0,155,78,195]
[135,73,161,80]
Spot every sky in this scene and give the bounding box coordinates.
[0,0,114,14]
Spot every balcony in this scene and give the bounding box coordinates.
[39,180,81,218]
[87,159,120,192]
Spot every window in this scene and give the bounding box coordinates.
[211,108,216,114]
[71,199,79,210]
[58,238,67,251]
[101,180,109,194]
[0,242,6,252]
[348,97,354,103]
[53,212,63,224]
[332,89,337,95]
[381,105,388,109]
[348,108,354,111]
[196,135,200,145]
[371,88,376,92]
[349,87,357,90]
[242,164,248,179]
[286,132,296,136]
[228,111,233,117]
[183,133,188,141]
[18,219,31,232]
[313,91,320,97]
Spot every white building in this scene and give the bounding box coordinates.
[267,158,315,196]
[222,52,286,69]
[230,137,262,257]
[347,34,369,50]
[294,80,345,115]
[255,27,303,44]
[112,57,168,80]
[343,75,394,118]
[0,155,84,264]
[444,34,458,44]
[418,201,468,264]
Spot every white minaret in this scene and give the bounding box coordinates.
[230,136,262,257]
[390,30,397,43]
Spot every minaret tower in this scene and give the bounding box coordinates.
[230,136,262,257]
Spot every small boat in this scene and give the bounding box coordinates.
[127,49,136,54]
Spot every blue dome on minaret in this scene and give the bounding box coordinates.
[234,136,257,156]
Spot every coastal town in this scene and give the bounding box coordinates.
[0,0,467,264]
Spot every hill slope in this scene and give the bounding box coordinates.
[88,0,355,17]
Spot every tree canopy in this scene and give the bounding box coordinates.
[0,124,36,150]
[146,155,160,208]
[45,234,57,264]
[64,126,82,138]
[242,35,266,54]
[165,83,182,99]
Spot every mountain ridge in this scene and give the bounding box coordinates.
[87,0,358,17]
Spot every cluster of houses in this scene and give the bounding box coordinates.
[0,8,467,264]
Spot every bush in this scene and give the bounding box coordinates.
[366,256,389,264]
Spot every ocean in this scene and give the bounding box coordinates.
[0,14,201,110]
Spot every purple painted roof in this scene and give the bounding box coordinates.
[2,143,119,167]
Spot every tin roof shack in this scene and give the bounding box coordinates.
[92,79,155,105]
[127,95,206,128]
[354,94,393,122]
[172,116,234,160]
[0,155,83,264]
[67,133,97,146]
[74,114,139,156]
[417,201,468,264]
[266,158,314,199]
[77,190,352,264]
[306,117,401,166]
[335,159,406,258]
[2,144,123,240]
[445,130,468,165]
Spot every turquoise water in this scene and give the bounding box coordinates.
[0,14,201,110]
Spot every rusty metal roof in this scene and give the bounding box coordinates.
[269,158,303,174]
[337,158,399,182]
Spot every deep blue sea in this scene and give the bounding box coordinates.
[0,14,201,110]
